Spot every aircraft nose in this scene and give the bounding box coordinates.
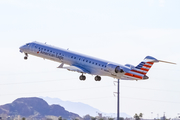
[19,45,25,53]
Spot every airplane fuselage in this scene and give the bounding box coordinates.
[20,42,149,81]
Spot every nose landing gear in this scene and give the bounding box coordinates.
[24,53,28,60]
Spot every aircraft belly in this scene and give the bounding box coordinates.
[89,67,110,76]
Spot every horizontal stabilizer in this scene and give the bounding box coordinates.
[158,60,176,65]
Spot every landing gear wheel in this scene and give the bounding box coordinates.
[24,53,28,60]
[79,75,86,80]
[95,76,101,81]
[24,56,28,60]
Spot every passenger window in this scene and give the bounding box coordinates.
[86,60,88,62]
[89,61,91,63]
[99,64,100,66]
[47,50,49,52]
[74,57,76,59]
[71,56,73,58]
[79,58,81,60]
[96,63,97,65]
[92,62,94,64]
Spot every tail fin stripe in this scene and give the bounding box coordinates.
[135,62,145,69]
[143,64,152,68]
[147,62,154,64]
[136,66,142,69]
[141,68,149,71]
[131,70,146,75]
[145,63,153,66]
[142,66,150,69]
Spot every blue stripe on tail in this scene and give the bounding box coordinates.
[135,62,145,69]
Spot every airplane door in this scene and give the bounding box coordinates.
[80,58,85,66]
[28,44,33,52]
[30,44,35,52]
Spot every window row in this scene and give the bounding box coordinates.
[35,46,64,56]
[71,56,106,68]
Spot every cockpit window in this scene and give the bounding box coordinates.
[26,43,29,46]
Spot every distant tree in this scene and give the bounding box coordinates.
[98,118,103,120]
[134,113,140,120]
[73,118,79,120]
[58,116,63,120]
[83,115,91,120]
[22,117,26,120]
[134,113,143,120]
[91,116,96,120]
[108,117,114,120]
[139,113,143,118]
[120,117,124,120]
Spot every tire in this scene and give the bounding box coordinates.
[24,56,28,60]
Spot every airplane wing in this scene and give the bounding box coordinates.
[57,63,90,74]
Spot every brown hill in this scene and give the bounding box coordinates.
[0,97,80,119]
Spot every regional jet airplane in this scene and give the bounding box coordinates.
[19,42,175,81]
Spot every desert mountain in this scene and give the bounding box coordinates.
[0,97,80,119]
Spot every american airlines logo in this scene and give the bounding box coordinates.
[40,50,63,60]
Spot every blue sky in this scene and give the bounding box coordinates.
[0,0,180,118]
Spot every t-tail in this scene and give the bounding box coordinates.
[124,56,176,80]
[132,56,159,75]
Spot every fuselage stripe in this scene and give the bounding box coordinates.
[125,73,143,79]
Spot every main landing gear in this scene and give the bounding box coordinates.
[79,74,101,81]
[24,53,28,60]
[79,74,86,81]
[95,75,101,81]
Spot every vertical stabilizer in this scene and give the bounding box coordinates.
[132,56,159,75]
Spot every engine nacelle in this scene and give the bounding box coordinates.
[107,64,124,74]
